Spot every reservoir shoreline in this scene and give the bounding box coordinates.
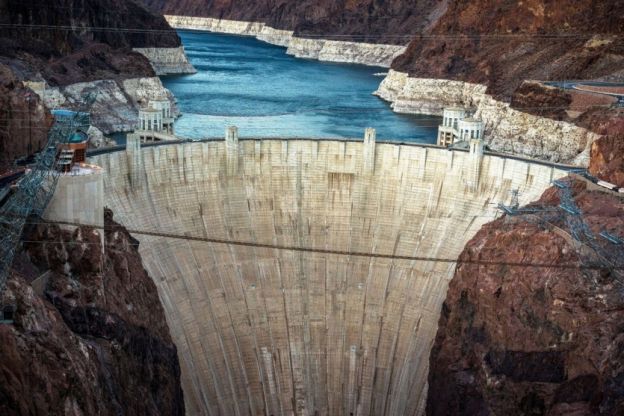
[164,15,598,165]
[164,15,406,68]
[162,30,440,142]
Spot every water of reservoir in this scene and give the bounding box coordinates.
[162,30,440,142]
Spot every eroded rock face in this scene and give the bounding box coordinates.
[427,182,624,415]
[0,0,184,164]
[0,0,180,69]
[581,109,624,187]
[510,82,572,122]
[165,15,406,67]
[392,0,624,100]
[43,76,178,134]
[0,65,53,173]
[144,0,442,44]
[0,0,180,85]
[132,46,196,75]
[374,70,599,165]
[589,134,624,187]
[0,209,184,416]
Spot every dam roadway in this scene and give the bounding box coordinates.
[91,138,569,416]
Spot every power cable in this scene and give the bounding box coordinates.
[16,218,624,271]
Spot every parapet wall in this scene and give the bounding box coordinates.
[165,15,406,67]
[91,139,568,416]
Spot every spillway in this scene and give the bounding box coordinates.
[92,138,568,416]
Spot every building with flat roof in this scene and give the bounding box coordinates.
[437,107,483,147]
[136,98,176,142]
[149,95,174,134]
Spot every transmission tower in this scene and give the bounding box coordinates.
[499,177,624,287]
[0,110,91,292]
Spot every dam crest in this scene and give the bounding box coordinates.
[90,134,569,416]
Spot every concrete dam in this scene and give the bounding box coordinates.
[90,134,569,416]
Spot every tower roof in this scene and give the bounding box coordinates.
[140,106,160,113]
[68,131,88,144]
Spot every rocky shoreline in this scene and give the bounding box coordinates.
[1,209,185,415]
[133,46,196,75]
[165,15,406,67]
[40,77,178,135]
[375,70,599,165]
[164,14,602,167]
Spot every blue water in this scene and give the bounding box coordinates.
[162,30,440,142]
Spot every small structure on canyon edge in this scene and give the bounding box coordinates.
[56,130,89,173]
[150,95,174,133]
[44,110,104,237]
[437,107,484,147]
[136,97,175,142]
[0,305,15,324]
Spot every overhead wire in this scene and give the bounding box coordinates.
[14,218,624,271]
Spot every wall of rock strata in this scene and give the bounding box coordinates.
[41,77,178,134]
[133,46,196,75]
[375,70,600,165]
[165,15,406,67]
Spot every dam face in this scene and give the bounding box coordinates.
[93,140,567,416]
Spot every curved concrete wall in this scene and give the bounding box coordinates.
[375,70,599,165]
[44,166,104,228]
[92,140,568,416]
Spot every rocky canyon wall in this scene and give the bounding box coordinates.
[133,46,196,75]
[92,139,569,415]
[375,70,600,165]
[0,65,52,172]
[1,209,184,415]
[0,0,190,162]
[143,0,441,44]
[427,182,624,415]
[286,38,406,68]
[165,15,406,67]
[41,77,178,134]
[391,1,624,101]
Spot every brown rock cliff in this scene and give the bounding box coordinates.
[142,0,443,43]
[0,65,52,173]
[0,209,184,415]
[0,0,182,169]
[427,181,624,415]
[392,1,624,100]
